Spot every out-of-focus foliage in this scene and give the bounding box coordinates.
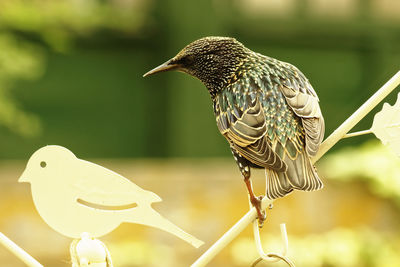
[232,227,400,267]
[0,33,43,136]
[107,241,177,267]
[0,0,149,139]
[0,0,149,51]
[0,0,398,158]
[320,140,400,206]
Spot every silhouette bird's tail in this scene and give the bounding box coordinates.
[127,207,204,248]
[265,150,323,199]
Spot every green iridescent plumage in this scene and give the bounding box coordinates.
[213,49,324,198]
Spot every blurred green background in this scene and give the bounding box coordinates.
[0,0,400,266]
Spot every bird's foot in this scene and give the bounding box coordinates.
[251,196,266,228]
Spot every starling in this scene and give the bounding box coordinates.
[144,37,324,226]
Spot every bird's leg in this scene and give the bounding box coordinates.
[231,147,267,227]
[243,172,266,227]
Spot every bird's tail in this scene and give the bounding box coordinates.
[127,207,204,248]
[265,150,323,199]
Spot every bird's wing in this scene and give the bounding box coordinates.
[72,160,161,209]
[215,83,286,171]
[279,64,325,156]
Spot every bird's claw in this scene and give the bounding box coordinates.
[251,196,266,228]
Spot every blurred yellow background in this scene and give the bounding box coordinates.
[2,141,400,266]
[0,0,400,266]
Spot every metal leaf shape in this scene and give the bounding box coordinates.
[371,92,400,157]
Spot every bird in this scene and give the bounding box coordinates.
[144,36,324,226]
[19,145,204,248]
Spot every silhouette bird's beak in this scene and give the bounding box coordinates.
[18,170,29,183]
[143,59,180,77]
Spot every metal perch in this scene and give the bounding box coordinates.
[0,232,43,267]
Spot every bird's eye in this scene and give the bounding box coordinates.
[180,55,194,65]
[40,161,47,168]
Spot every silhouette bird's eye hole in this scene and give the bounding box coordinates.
[40,161,47,168]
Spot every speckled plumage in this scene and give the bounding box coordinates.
[144,37,324,215]
[213,49,324,198]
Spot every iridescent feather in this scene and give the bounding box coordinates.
[214,52,324,199]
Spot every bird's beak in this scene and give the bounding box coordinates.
[143,59,180,77]
[18,170,29,183]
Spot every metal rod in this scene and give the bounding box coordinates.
[0,232,43,267]
[343,129,373,138]
[191,198,274,267]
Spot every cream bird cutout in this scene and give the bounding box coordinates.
[371,92,400,157]
[19,145,204,248]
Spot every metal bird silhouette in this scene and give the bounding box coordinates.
[19,145,203,248]
[144,37,324,225]
[371,92,400,157]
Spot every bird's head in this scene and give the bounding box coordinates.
[143,36,249,96]
[19,145,76,184]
